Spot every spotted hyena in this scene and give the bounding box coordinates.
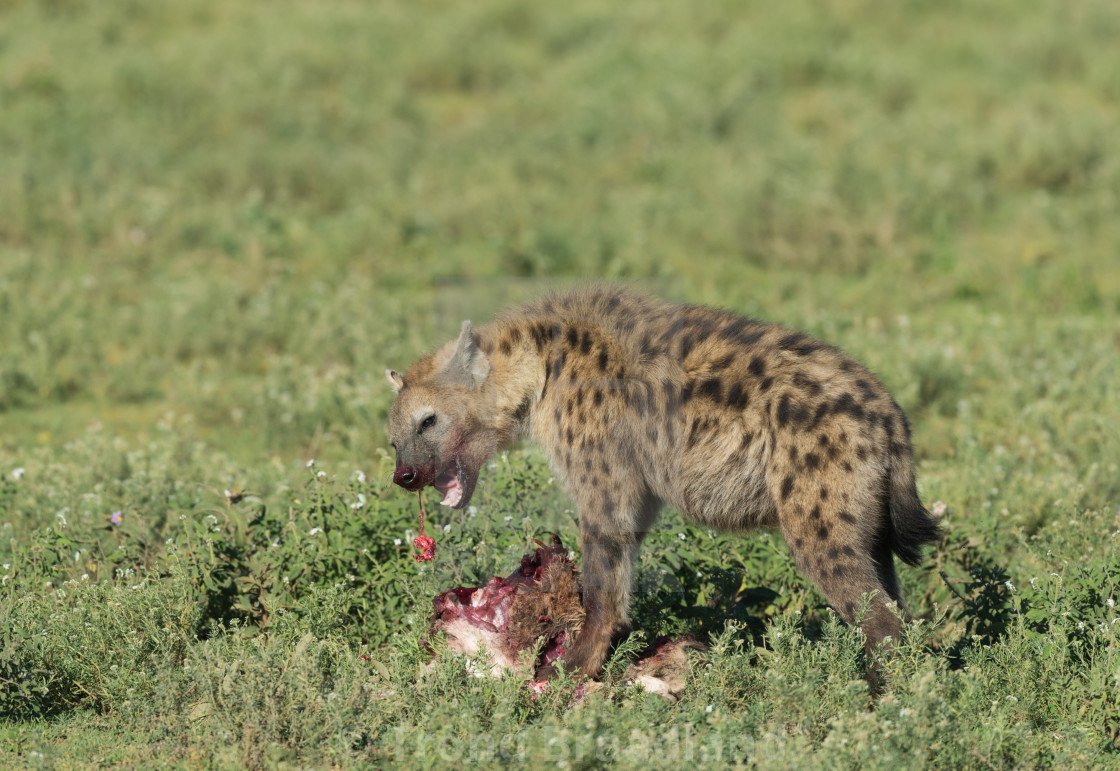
[386,287,940,679]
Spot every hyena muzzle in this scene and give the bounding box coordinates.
[385,287,940,681]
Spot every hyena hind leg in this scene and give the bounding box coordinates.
[778,513,904,664]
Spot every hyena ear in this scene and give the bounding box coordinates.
[439,320,491,388]
[385,369,405,393]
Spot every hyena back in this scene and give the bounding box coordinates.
[386,287,940,679]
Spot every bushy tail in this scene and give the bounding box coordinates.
[888,454,941,566]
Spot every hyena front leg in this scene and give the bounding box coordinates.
[562,477,659,679]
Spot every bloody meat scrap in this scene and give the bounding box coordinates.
[426,535,704,699]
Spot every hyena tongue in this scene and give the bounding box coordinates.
[438,476,463,507]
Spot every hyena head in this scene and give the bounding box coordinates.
[385,321,496,510]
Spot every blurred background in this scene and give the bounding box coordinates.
[1,0,1117,481]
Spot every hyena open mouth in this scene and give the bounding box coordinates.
[433,456,470,508]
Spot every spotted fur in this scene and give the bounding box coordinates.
[386,287,940,679]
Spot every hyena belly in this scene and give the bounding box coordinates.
[386,287,940,682]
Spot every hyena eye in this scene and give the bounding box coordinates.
[418,414,437,434]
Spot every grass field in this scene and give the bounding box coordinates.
[2,0,1119,767]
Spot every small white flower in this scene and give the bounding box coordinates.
[74,551,80,563]
[1004,581,1015,592]
[1078,621,1085,629]
[705,705,713,713]
[317,470,326,478]
[283,576,290,584]
[306,459,315,467]
[354,470,366,484]
[899,708,912,717]
[678,533,686,540]
[1030,577,1038,586]
[10,468,25,481]
[1108,598,1115,608]
[442,524,451,533]
[394,538,402,546]
[1,564,8,571]
[504,516,513,522]
[468,505,478,515]
[309,527,324,535]
[931,501,947,516]
[81,574,89,580]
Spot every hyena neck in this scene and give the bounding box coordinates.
[474,318,552,448]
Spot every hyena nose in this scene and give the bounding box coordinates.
[394,466,419,489]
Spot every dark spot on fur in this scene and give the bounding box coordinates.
[842,546,856,557]
[575,389,584,408]
[817,524,830,540]
[553,407,561,423]
[788,446,798,464]
[792,372,822,396]
[810,505,821,520]
[687,418,703,449]
[804,452,821,471]
[809,402,830,430]
[658,318,688,345]
[699,377,722,402]
[681,380,695,403]
[831,565,846,578]
[598,348,609,372]
[549,323,563,343]
[509,327,522,345]
[580,332,592,355]
[726,382,749,410]
[551,352,567,382]
[593,389,603,406]
[838,510,857,524]
[827,547,840,560]
[842,461,853,472]
[832,393,865,422]
[795,537,804,550]
[780,333,824,357]
[606,295,620,312]
[760,376,774,392]
[719,318,765,346]
[855,379,877,401]
[512,396,531,423]
[566,327,578,348]
[639,334,654,358]
[777,394,809,429]
[819,486,829,500]
[584,459,592,472]
[856,445,868,461]
[680,335,694,360]
[600,459,610,475]
[500,338,512,356]
[749,356,766,377]
[740,431,754,451]
[780,475,795,501]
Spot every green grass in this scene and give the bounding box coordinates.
[2,0,1119,767]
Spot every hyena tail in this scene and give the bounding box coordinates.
[887,455,941,567]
